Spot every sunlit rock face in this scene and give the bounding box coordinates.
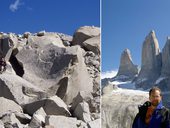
[116,48,138,81]
[0,26,100,127]
[135,30,161,89]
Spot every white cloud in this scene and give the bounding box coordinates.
[9,0,22,12]
[101,70,118,79]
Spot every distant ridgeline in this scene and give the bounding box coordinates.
[103,30,170,92]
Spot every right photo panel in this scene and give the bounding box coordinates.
[101,1,170,128]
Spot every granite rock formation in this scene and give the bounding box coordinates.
[161,37,170,76]
[0,26,100,127]
[72,26,100,46]
[156,37,170,90]
[116,49,138,81]
[135,30,162,89]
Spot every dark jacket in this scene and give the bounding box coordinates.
[132,101,170,128]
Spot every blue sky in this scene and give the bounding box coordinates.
[102,0,170,75]
[0,0,100,35]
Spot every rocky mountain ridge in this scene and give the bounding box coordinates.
[104,30,170,91]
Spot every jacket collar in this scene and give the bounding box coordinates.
[139,101,164,110]
[156,101,164,109]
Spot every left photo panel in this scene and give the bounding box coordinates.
[0,0,100,127]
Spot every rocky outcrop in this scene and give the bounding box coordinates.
[0,26,100,127]
[87,118,100,128]
[45,115,87,128]
[72,26,100,46]
[73,101,91,123]
[1,112,25,127]
[0,33,19,61]
[154,37,170,90]
[23,96,71,117]
[27,33,65,48]
[0,97,23,117]
[161,37,170,76]
[28,107,46,127]
[116,49,138,81]
[82,35,100,55]
[102,82,118,95]
[16,39,93,105]
[135,30,161,89]
[84,51,100,96]
[0,73,46,105]
[71,91,93,111]
[72,26,100,99]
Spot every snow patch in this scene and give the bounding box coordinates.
[114,75,129,79]
[101,70,118,79]
[136,78,147,84]
[111,88,148,96]
[111,81,136,89]
[155,77,166,84]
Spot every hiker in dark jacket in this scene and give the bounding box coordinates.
[132,86,170,128]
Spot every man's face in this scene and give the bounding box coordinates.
[149,90,162,107]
